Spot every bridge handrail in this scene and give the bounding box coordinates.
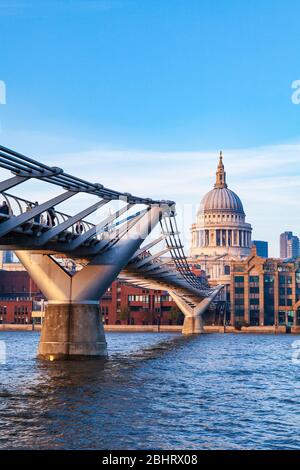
[160,215,209,291]
[0,190,140,242]
[0,145,175,207]
[0,191,96,234]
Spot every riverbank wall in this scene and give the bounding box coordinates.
[1,324,300,334]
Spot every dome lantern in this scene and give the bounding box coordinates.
[214,151,228,189]
[198,152,245,215]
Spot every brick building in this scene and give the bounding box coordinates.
[231,247,300,328]
[100,281,183,326]
[0,270,42,324]
[0,263,206,326]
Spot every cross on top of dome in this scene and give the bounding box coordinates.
[214,151,228,189]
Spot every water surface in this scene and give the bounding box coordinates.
[0,331,299,450]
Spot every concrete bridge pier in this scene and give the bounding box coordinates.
[14,251,108,360]
[182,314,204,335]
[15,206,162,360]
[170,286,223,335]
[38,302,106,360]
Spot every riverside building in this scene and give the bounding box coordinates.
[231,246,300,330]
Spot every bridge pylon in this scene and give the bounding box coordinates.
[15,207,162,360]
[170,286,224,335]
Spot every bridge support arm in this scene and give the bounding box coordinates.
[170,285,224,335]
[15,250,107,360]
[15,206,162,361]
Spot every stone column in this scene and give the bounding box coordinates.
[234,230,238,247]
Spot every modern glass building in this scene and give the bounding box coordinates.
[252,240,268,258]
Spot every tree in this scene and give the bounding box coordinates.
[169,306,184,325]
[118,306,131,324]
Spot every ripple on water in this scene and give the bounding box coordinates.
[0,331,300,449]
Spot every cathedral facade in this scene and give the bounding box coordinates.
[190,152,252,286]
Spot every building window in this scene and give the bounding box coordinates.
[278,311,286,325]
[250,310,259,326]
[235,287,244,294]
[264,275,275,325]
[224,265,230,275]
[287,311,294,326]
[235,266,245,273]
[216,230,221,246]
[222,230,226,246]
[279,275,292,285]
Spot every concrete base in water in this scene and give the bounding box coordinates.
[38,303,107,361]
[182,316,203,335]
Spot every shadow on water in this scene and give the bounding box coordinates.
[34,333,198,387]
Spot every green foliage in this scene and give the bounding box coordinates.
[169,306,182,323]
[118,306,131,321]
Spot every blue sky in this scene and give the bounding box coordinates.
[0,0,300,256]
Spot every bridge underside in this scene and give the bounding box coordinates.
[15,248,221,361]
[0,144,223,360]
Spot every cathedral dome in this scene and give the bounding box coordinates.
[198,152,245,215]
[200,187,244,214]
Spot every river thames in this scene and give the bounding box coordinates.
[0,331,299,450]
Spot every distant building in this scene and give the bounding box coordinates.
[100,282,183,326]
[287,236,300,259]
[0,250,23,270]
[280,232,300,259]
[100,266,207,326]
[0,270,42,324]
[2,251,14,264]
[252,240,268,258]
[230,247,300,329]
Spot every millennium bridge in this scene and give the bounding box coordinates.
[0,144,222,360]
